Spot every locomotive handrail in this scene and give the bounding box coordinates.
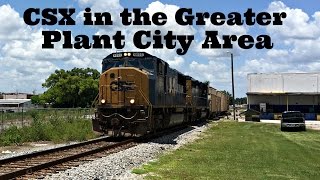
[138,89,152,106]
[101,112,138,120]
[138,88,153,129]
[91,93,99,108]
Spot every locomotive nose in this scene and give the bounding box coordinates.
[100,67,149,106]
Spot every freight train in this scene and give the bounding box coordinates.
[92,52,229,136]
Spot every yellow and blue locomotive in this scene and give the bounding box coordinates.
[92,52,226,136]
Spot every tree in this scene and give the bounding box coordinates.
[31,95,42,105]
[220,91,247,105]
[235,97,247,105]
[40,68,100,108]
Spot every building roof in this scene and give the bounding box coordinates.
[0,93,34,96]
[0,99,31,105]
[248,72,320,76]
[247,92,320,96]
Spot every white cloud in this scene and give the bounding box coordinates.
[142,1,196,35]
[239,1,320,82]
[166,56,185,69]
[0,4,30,41]
[239,58,290,76]
[0,5,105,92]
[0,1,194,92]
[187,60,230,88]
[77,1,194,74]
[267,1,320,39]
[266,49,288,58]
[0,56,58,92]
[194,16,248,58]
[76,0,123,29]
[78,0,122,12]
[75,0,195,71]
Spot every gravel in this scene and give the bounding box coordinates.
[44,122,212,180]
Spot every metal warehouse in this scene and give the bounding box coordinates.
[0,99,32,112]
[247,73,320,120]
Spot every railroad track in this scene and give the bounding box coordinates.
[0,136,136,180]
[0,123,193,179]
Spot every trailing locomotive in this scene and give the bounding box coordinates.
[92,52,228,136]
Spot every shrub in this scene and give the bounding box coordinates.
[0,126,23,146]
[0,114,96,146]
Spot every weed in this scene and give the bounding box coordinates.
[0,114,96,146]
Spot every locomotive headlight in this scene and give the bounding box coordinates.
[130,99,135,104]
[124,53,128,56]
[101,99,106,104]
[127,53,132,56]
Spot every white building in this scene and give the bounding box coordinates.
[0,99,32,112]
[247,73,320,120]
[1,93,33,99]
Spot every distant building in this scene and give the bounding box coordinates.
[247,73,320,120]
[0,93,33,99]
[0,99,33,112]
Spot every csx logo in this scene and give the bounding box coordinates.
[23,8,76,26]
[110,81,135,91]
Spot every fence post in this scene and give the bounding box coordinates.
[1,109,3,132]
[21,107,24,127]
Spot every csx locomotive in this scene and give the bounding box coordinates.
[92,52,228,136]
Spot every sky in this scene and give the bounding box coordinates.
[0,0,319,97]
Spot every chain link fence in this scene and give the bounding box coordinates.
[0,108,95,133]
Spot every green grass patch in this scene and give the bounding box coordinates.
[0,108,93,122]
[0,111,97,146]
[132,168,149,175]
[134,121,320,179]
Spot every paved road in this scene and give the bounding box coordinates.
[259,120,320,130]
[237,116,320,130]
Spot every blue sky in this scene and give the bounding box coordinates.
[0,0,319,97]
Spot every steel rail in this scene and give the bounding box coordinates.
[0,136,112,165]
[0,121,202,180]
[0,137,133,180]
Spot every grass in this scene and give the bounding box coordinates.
[0,110,97,146]
[133,121,320,180]
[0,108,93,122]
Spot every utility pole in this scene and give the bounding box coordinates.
[228,52,236,121]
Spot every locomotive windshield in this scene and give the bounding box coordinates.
[140,59,154,69]
[102,58,155,73]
